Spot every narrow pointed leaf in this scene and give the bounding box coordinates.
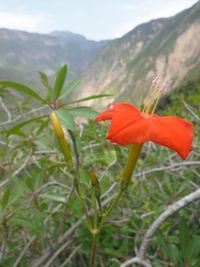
[190,236,200,258]
[40,193,67,203]
[36,118,50,136]
[1,188,10,209]
[68,107,98,119]
[39,71,51,91]
[180,218,189,261]
[0,81,46,104]
[25,177,34,191]
[53,64,67,99]
[0,116,46,136]
[61,76,82,99]
[68,94,112,104]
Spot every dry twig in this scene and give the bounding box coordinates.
[121,188,200,267]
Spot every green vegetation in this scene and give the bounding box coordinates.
[0,65,200,267]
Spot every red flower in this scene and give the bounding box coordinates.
[95,103,194,160]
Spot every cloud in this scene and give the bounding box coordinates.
[0,11,53,33]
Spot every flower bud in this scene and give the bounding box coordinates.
[51,112,72,163]
[90,172,101,199]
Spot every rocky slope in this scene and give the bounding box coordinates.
[0,29,108,88]
[77,1,200,107]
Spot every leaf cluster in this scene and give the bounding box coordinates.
[0,67,199,266]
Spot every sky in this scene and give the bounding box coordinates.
[0,0,198,40]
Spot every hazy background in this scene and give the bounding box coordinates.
[0,0,197,40]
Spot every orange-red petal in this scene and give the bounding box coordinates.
[149,115,194,160]
[95,103,194,160]
[94,109,113,122]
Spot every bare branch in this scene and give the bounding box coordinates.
[43,240,72,267]
[60,244,82,267]
[35,181,70,195]
[101,183,117,200]
[0,179,9,189]
[0,97,12,121]
[0,147,33,188]
[13,236,36,267]
[138,188,200,259]
[83,142,101,151]
[0,140,14,148]
[99,156,117,181]
[34,149,56,154]
[120,257,151,267]
[182,99,200,123]
[134,161,200,178]
[121,188,200,267]
[12,146,33,177]
[0,105,48,128]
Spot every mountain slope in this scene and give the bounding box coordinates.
[0,29,108,87]
[78,1,200,106]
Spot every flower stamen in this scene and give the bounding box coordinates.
[143,76,168,115]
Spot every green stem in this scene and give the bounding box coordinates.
[93,194,97,230]
[97,189,123,234]
[90,233,97,267]
[77,184,93,232]
[97,144,143,234]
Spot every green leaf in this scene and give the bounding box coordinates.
[61,76,82,99]
[39,71,51,90]
[156,230,171,260]
[55,109,76,131]
[40,193,66,203]
[1,116,45,136]
[177,178,190,194]
[53,64,67,99]
[25,177,34,191]
[36,118,50,136]
[8,128,27,137]
[168,244,180,263]
[104,247,124,257]
[190,236,200,258]
[67,93,112,104]
[6,184,23,206]
[79,168,90,186]
[68,107,98,119]
[13,217,40,233]
[1,188,10,209]
[180,217,189,262]
[39,72,52,100]
[34,139,50,149]
[0,81,46,104]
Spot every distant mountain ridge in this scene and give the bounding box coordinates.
[77,1,200,106]
[50,31,109,45]
[0,1,199,106]
[0,28,108,88]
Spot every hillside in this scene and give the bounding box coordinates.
[0,29,108,88]
[77,1,200,107]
